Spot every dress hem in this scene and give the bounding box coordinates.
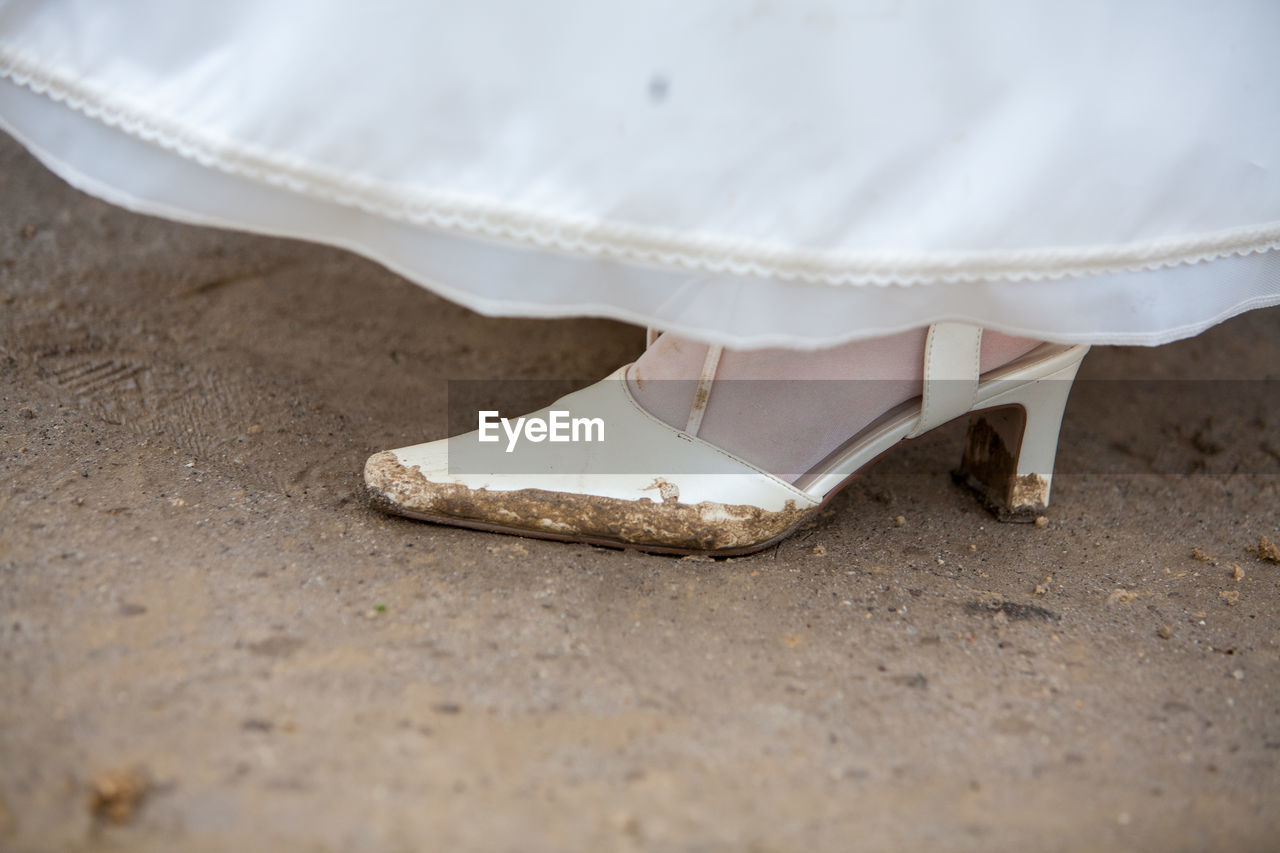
[3,46,1278,289]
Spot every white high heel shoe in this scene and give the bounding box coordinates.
[364,324,1088,555]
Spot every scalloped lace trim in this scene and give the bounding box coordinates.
[3,48,1278,287]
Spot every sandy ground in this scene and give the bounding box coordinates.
[1,134,1279,853]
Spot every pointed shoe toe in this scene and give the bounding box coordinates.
[363,368,822,555]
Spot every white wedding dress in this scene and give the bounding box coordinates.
[2,0,1277,348]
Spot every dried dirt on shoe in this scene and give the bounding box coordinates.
[2,135,1279,853]
[364,451,817,554]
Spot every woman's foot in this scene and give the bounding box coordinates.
[628,329,1042,482]
[365,325,1084,554]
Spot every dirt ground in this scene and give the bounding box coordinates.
[1,133,1278,853]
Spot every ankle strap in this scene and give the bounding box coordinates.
[685,344,723,436]
[907,323,982,438]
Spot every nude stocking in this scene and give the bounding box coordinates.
[627,329,1042,482]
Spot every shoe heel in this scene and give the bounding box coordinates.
[953,361,1082,522]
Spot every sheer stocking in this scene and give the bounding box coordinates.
[627,329,1041,482]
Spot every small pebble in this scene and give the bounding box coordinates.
[1218,589,1239,606]
[1232,669,1245,681]
[1249,535,1280,563]
[248,424,263,434]
[1107,588,1138,605]
[811,545,826,556]
[1034,516,1048,527]
[894,515,906,526]
[88,768,148,825]
[1157,624,1173,640]
[1231,564,1245,581]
